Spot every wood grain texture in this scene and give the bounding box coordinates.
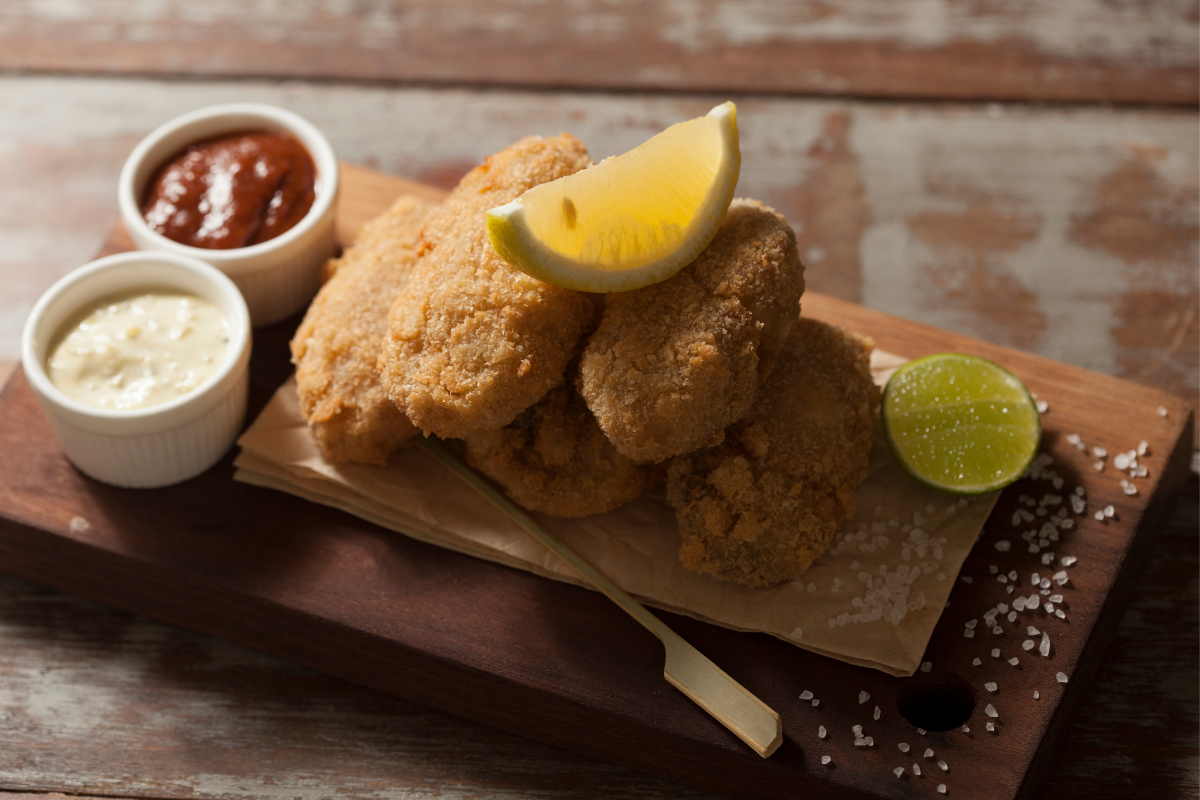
[0,167,1194,800]
[0,0,1196,105]
[2,77,1195,431]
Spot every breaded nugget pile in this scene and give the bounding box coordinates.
[293,136,879,587]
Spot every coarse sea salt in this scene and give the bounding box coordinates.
[819,725,826,739]
[859,690,870,704]
[874,705,881,721]
[1034,690,1040,699]
[1023,639,1035,651]
[972,657,981,666]
[821,755,832,765]
[985,703,998,718]
[899,742,910,753]
[1009,657,1019,666]
[913,763,922,776]
[894,767,905,778]
[994,540,1011,552]
[991,648,1001,658]
[924,748,934,757]
[986,722,995,732]
[921,661,932,673]
[1057,672,1069,683]
[1040,633,1051,657]
[800,690,814,700]
[938,784,947,794]
[938,760,949,771]
[985,682,998,693]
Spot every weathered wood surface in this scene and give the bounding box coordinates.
[0,0,1196,105]
[2,77,1195,433]
[0,165,1195,800]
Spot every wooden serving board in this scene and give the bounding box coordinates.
[0,166,1192,800]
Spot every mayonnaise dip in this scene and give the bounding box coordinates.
[46,290,230,411]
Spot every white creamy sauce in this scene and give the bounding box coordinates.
[47,290,230,410]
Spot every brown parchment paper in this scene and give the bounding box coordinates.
[233,350,998,676]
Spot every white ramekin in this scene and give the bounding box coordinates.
[118,103,339,327]
[22,251,252,489]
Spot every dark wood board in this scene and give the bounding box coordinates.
[0,168,1193,800]
[2,0,1196,106]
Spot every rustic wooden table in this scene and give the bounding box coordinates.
[0,3,1196,798]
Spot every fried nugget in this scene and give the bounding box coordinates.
[290,194,435,464]
[579,199,804,463]
[465,373,660,518]
[380,135,597,440]
[666,318,878,588]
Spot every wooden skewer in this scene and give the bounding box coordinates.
[418,437,783,758]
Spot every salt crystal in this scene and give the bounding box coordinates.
[986,722,995,732]
[865,736,874,746]
[992,626,1003,634]
[1057,671,1069,683]
[994,540,1011,552]
[1094,510,1105,521]
[972,657,982,666]
[853,724,863,735]
[1008,570,1018,580]
[966,619,978,629]
[989,565,999,574]
[1103,505,1115,518]
[997,574,1008,584]
[1036,399,1048,413]
[1066,434,1080,445]
[800,690,814,700]
[1138,440,1149,456]
[1157,405,1168,416]
[895,767,905,778]
[1041,552,1055,565]
[938,784,947,794]
[1013,597,1027,611]
[939,759,949,770]
[913,763,922,776]
[1034,690,1040,699]
[1023,639,1035,650]
[1040,632,1051,657]
[69,516,90,533]
[1049,594,1063,603]
[899,742,910,753]
[961,576,973,584]
[985,682,998,692]
[998,603,1009,614]
[1009,657,1020,666]
[1053,571,1069,585]
[1044,602,1055,613]
[1007,585,1014,594]
[859,690,869,704]
[1040,578,1051,589]
[1007,611,1017,622]
[985,703,998,718]
[1056,609,1066,619]
[961,725,969,733]
[921,661,932,673]
[1092,446,1107,458]
[1114,453,1131,470]
[821,755,831,765]
[924,748,934,757]
[1135,465,1148,477]
[1027,595,1041,611]
[812,699,820,707]
[1062,555,1077,567]
[918,729,927,736]
[874,705,881,721]
[991,648,1000,658]
[819,725,826,739]
[1123,483,1138,496]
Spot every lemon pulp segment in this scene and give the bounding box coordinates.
[487,102,740,292]
[882,353,1041,495]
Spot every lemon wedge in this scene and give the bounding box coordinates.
[486,102,741,292]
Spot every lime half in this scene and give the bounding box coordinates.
[882,353,1041,495]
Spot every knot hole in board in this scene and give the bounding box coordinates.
[896,672,977,732]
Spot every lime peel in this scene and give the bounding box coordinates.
[881,353,1041,495]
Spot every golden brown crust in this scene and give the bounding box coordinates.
[465,374,660,518]
[579,199,805,463]
[380,135,598,440]
[666,318,878,588]
[290,194,435,465]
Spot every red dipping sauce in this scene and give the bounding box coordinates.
[141,130,317,250]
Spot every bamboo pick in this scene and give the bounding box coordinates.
[417,437,783,758]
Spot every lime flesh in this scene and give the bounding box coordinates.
[882,353,1041,495]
